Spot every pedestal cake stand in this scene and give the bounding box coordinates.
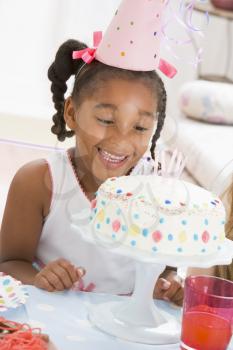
[71,221,233,345]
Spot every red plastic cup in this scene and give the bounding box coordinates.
[180,276,233,350]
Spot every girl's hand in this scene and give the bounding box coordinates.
[154,271,184,306]
[34,258,85,292]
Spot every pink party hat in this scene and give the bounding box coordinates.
[73,0,177,78]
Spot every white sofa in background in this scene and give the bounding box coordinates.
[162,115,233,196]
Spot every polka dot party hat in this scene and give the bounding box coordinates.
[73,0,177,78]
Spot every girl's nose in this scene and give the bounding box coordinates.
[116,104,138,135]
[116,116,134,137]
[106,126,134,154]
[109,122,132,142]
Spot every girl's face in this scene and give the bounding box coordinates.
[65,78,158,183]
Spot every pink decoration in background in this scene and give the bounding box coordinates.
[112,220,121,232]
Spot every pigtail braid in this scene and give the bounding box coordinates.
[150,76,167,160]
[48,39,87,141]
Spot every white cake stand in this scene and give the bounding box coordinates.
[88,261,181,345]
[71,222,233,345]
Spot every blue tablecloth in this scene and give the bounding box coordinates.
[1,286,233,350]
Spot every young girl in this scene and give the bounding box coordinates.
[188,180,233,279]
[0,37,183,304]
[0,37,184,304]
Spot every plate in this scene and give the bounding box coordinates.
[0,275,29,311]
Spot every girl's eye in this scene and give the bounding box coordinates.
[135,125,149,132]
[96,117,114,125]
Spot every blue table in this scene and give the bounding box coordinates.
[1,286,233,350]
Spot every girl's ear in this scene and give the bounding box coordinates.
[64,97,77,130]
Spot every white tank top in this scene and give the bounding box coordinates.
[37,150,155,295]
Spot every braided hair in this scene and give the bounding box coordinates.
[48,39,167,159]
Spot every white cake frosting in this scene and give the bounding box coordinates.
[90,175,226,257]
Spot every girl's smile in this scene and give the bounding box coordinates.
[97,147,129,170]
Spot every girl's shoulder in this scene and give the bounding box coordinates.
[10,159,52,217]
[12,159,52,189]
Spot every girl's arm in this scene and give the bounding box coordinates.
[0,260,39,283]
[0,160,84,291]
[0,160,51,283]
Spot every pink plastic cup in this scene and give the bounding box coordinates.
[180,275,233,350]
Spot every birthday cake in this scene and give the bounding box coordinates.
[90,175,226,257]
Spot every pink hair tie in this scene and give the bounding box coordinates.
[72,31,103,64]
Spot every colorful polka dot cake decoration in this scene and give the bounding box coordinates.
[112,220,121,232]
[152,231,162,243]
[97,209,105,222]
[91,174,227,258]
[179,231,187,243]
[202,231,210,243]
[193,233,199,241]
[142,228,149,237]
[129,224,140,236]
